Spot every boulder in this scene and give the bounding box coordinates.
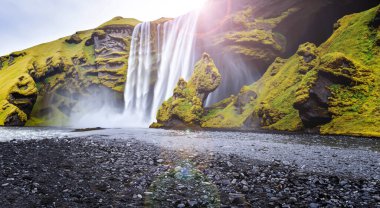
[65,34,82,44]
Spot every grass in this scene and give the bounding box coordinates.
[213,6,297,62]
[0,16,140,126]
[98,17,141,29]
[203,5,380,137]
[153,54,221,127]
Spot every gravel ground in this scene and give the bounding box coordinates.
[0,137,379,208]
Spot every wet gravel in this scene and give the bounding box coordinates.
[0,137,379,208]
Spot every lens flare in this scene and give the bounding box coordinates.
[189,0,207,11]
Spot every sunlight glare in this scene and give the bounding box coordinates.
[174,0,207,13]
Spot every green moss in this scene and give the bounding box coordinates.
[231,6,298,30]
[202,44,309,131]
[204,5,380,137]
[0,100,28,125]
[97,17,141,29]
[317,6,380,137]
[214,6,297,62]
[0,16,139,126]
[153,54,221,128]
[155,79,203,125]
[189,53,222,101]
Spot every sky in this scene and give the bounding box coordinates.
[0,0,206,56]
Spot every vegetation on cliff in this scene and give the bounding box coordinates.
[202,5,380,137]
[151,53,221,128]
[0,17,140,126]
[213,6,297,63]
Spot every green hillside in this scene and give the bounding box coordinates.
[202,5,380,137]
[0,17,140,126]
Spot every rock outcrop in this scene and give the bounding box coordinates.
[202,5,380,137]
[0,17,140,126]
[196,0,380,104]
[151,53,221,128]
[0,73,37,126]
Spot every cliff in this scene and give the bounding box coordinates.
[0,1,380,138]
[196,0,380,103]
[0,17,140,126]
[202,5,380,137]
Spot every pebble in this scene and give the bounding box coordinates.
[373,195,380,201]
[270,197,279,201]
[229,193,246,205]
[309,203,320,208]
[289,197,297,203]
[0,137,379,207]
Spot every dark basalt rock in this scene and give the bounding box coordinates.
[4,112,25,126]
[85,38,94,46]
[65,34,82,44]
[294,72,333,128]
[235,90,257,114]
[370,7,380,28]
[8,92,37,117]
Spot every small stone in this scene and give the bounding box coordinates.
[137,194,142,199]
[227,161,233,167]
[188,200,197,207]
[229,193,246,205]
[309,203,320,208]
[243,185,249,192]
[270,197,279,201]
[289,197,297,203]
[157,159,164,163]
[340,180,348,186]
[231,179,237,184]
[2,183,9,187]
[144,192,153,195]
[177,204,185,208]
[373,195,380,201]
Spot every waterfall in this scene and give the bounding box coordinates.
[123,12,199,127]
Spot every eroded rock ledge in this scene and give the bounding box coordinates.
[151,53,221,128]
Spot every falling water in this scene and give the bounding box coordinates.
[123,12,200,127]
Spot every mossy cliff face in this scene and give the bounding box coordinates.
[196,0,380,105]
[0,71,37,126]
[202,6,380,137]
[151,53,221,128]
[211,6,295,63]
[198,0,380,68]
[0,17,140,126]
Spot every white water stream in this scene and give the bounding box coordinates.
[123,12,199,126]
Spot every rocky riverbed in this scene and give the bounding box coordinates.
[0,133,379,208]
